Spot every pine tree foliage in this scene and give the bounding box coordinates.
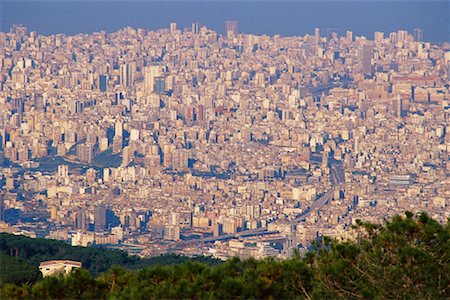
[0,212,448,299]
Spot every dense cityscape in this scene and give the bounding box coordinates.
[0,21,449,261]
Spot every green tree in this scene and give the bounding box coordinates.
[312,212,449,299]
[1,213,448,299]
[0,255,41,285]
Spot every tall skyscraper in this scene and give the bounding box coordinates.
[346,31,353,43]
[169,22,177,34]
[115,120,123,137]
[94,206,107,231]
[57,164,69,184]
[314,27,320,45]
[191,22,200,34]
[99,75,107,92]
[413,28,423,42]
[225,20,238,36]
[74,210,87,231]
[213,223,223,237]
[361,44,373,75]
[397,30,407,42]
[144,65,161,93]
[120,63,134,88]
[120,64,128,88]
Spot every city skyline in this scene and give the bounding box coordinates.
[1,1,448,43]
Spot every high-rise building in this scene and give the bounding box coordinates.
[94,206,117,231]
[346,31,353,43]
[115,120,123,137]
[11,24,27,39]
[361,44,373,75]
[69,99,82,114]
[413,28,423,42]
[113,92,123,106]
[94,206,107,231]
[314,27,320,45]
[74,210,87,231]
[13,99,24,113]
[444,51,450,65]
[57,164,68,178]
[144,65,161,93]
[164,225,180,240]
[389,32,398,44]
[76,144,94,164]
[57,164,69,184]
[191,22,200,34]
[374,31,384,43]
[169,22,177,34]
[112,135,123,153]
[397,30,408,42]
[120,64,128,88]
[99,75,107,92]
[120,63,134,88]
[225,20,238,36]
[213,223,223,237]
[154,77,165,94]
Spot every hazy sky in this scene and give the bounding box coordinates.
[1,0,449,43]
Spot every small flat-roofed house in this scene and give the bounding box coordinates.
[39,260,82,277]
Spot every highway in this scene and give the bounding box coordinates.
[175,228,280,246]
[179,162,345,245]
[293,189,335,222]
[293,162,345,223]
[200,228,280,243]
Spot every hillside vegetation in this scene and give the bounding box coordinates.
[1,212,449,299]
[0,233,220,285]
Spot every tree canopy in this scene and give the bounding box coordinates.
[0,233,220,284]
[1,212,448,299]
